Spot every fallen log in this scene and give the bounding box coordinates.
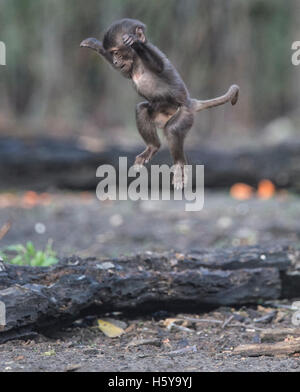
[232,338,300,357]
[181,244,295,271]
[0,244,297,343]
[1,137,300,191]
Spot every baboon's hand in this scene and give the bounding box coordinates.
[122,33,138,47]
[80,38,105,54]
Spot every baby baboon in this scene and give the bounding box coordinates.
[81,18,239,188]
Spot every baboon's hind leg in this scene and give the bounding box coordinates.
[135,102,161,169]
[164,106,194,189]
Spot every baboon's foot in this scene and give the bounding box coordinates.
[172,164,188,190]
[133,147,157,172]
[133,155,147,172]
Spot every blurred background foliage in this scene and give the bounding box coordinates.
[0,0,299,148]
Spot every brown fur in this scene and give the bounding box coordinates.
[81,18,239,188]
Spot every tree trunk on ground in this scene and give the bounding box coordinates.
[0,244,298,343]
[1,137,300,191]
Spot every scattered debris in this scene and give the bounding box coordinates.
[182,316,223,324]
[43,349,56,356]
[260,328,300,342]
[124,323,136,334]
[232,338,300,357]
[254,311,277,324]
[97,319,125,338]
[222,315,234,329]
[163,345,197,357]
[126,338,162,349]
[96,262,115,270]
[169,258,178,267]
[161,318,194,333]
[65,364,81,372]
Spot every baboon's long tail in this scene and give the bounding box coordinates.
[192,84,239,113]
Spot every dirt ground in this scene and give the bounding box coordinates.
[1,305,300,372]
[1,190,300,258]
[1,190,300,372]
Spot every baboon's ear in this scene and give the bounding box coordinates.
[135,26,146,43]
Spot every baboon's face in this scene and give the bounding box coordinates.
[103,19,146,75]
[110,46,134,74]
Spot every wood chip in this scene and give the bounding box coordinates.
[222,315,234,329]
[232,338,300,357]
[126,338,161,349]
[65,364,81,372]
[163,345,197,357]
[260,328,300,342]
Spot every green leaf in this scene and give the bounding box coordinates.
[10,255,25,265]
[41,257,58,267]
[5,244,26,253]
[31,251,44,266]
[2,241,58,267]
[26,241,36,256]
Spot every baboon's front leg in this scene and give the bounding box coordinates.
[80,38,112,64]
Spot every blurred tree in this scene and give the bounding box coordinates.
[0,0,296,146]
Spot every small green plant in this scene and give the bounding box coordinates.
[0,240,58,267]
